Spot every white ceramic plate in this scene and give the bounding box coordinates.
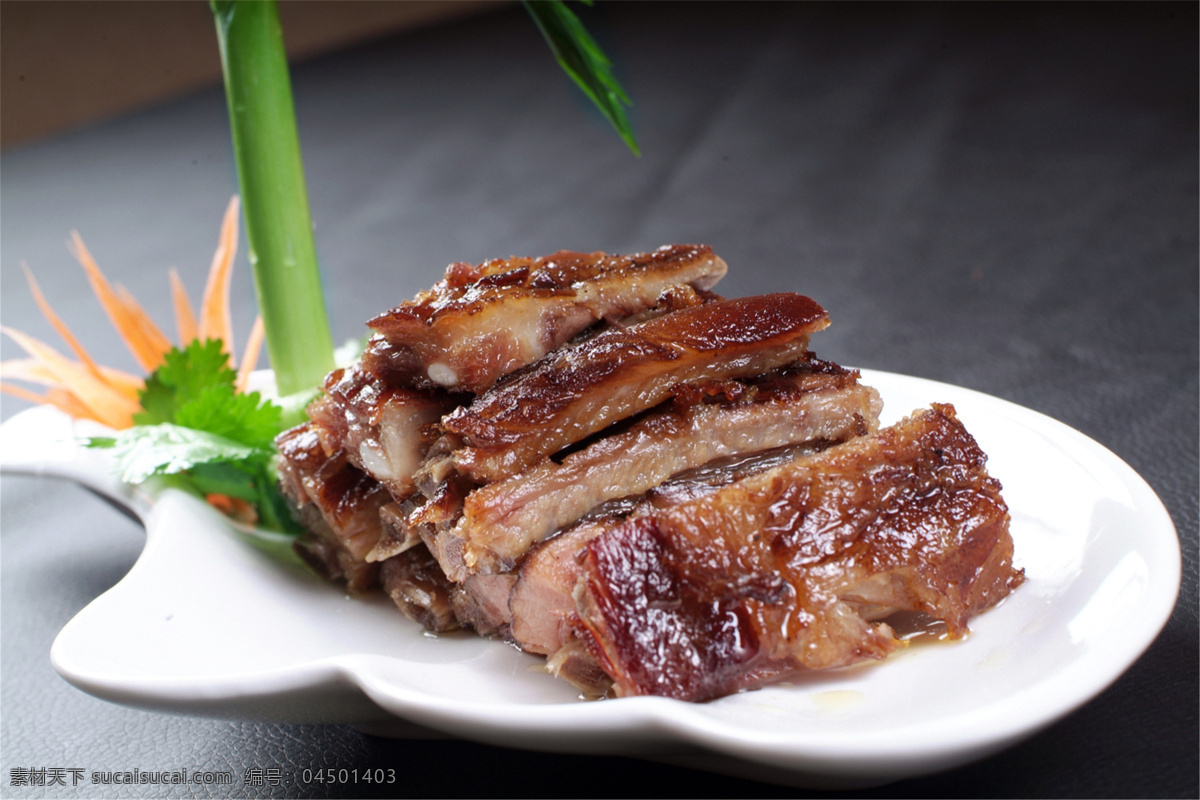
[0,370,1181,789]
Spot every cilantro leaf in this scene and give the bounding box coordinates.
[188,461,260,501]
[173,386,282,451]
[133,338,283,450]
[136,378,179,427]
[249,462,305,534]
[90,339,301,534]
[135,339,238,426]
[102,423,265,485]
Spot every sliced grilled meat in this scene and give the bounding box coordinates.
[379,544,461,632]
[431,363,880,580]
[363,244,728,393]
[276,423,394,594]
[307,365,459,499]
[508,440,835,693]
[573,404,1023,701]
[437,293,830,484]
[275,244,1022,705]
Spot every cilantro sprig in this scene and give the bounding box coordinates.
[89,340,300,533]
[134,339,281,447]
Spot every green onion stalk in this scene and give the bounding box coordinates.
[211,0,335,410]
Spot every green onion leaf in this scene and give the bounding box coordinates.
[211,0,336,398]
[523,0,639,155]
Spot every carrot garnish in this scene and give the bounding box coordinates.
[68,232,172,374]
[0,380,49,405]
[199,196,240,363]
[6,195,300,532]
[6,195,258,435]
[1,357,63,388]
[21,264,107,384]
[169,268,198,345]
[43,386,108,424]
[1,327,140,429]
[0,382,105,424]
[235,315,265,395]
[114,283,174,367]
[1,357,142,401]
[205,493,258,525]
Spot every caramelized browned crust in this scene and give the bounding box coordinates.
[433,366,880,580]
[574,404,1023,701]
[440,293,831,483]
[276,243,1023,705]
[508,438,838,695]
[307,365,460,498]
[276,423,394,594]
[363,245,728,393]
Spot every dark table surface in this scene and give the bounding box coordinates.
[2,3,1196,797]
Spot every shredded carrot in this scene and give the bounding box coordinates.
[199,196,240,362]
[21,264,108,384]
[114,283,174,369]
[205,493,257,525]
[169,268,198,345]
[100,365,144,399]
[205,493,234,513]
[68,232,172,374]
[44,386,108,424]
[0,381,49,405]
[2,327,140,429]
[0,381,103,425]
[1,357,142,401]
[235,315,265,395]
[6,195,254,436]
[1,358,58,386]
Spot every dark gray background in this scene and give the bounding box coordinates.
[2,3,1196,797]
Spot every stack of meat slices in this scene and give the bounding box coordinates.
[276,244,1023,701]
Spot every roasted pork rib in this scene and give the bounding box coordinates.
[307,364,459,498]
[276,423,395,593]
[363,244,727,393]
[573,404,1023,701]
[274,244,1021,703]
[277,421,467,632]
[507,440,833,665]
[279,245,739,629]
[436,292,829,484]
[426,361,880,580]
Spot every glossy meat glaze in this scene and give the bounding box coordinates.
[576,404,1022,700]
[363,244,727,393]
[273,246,1021,700]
